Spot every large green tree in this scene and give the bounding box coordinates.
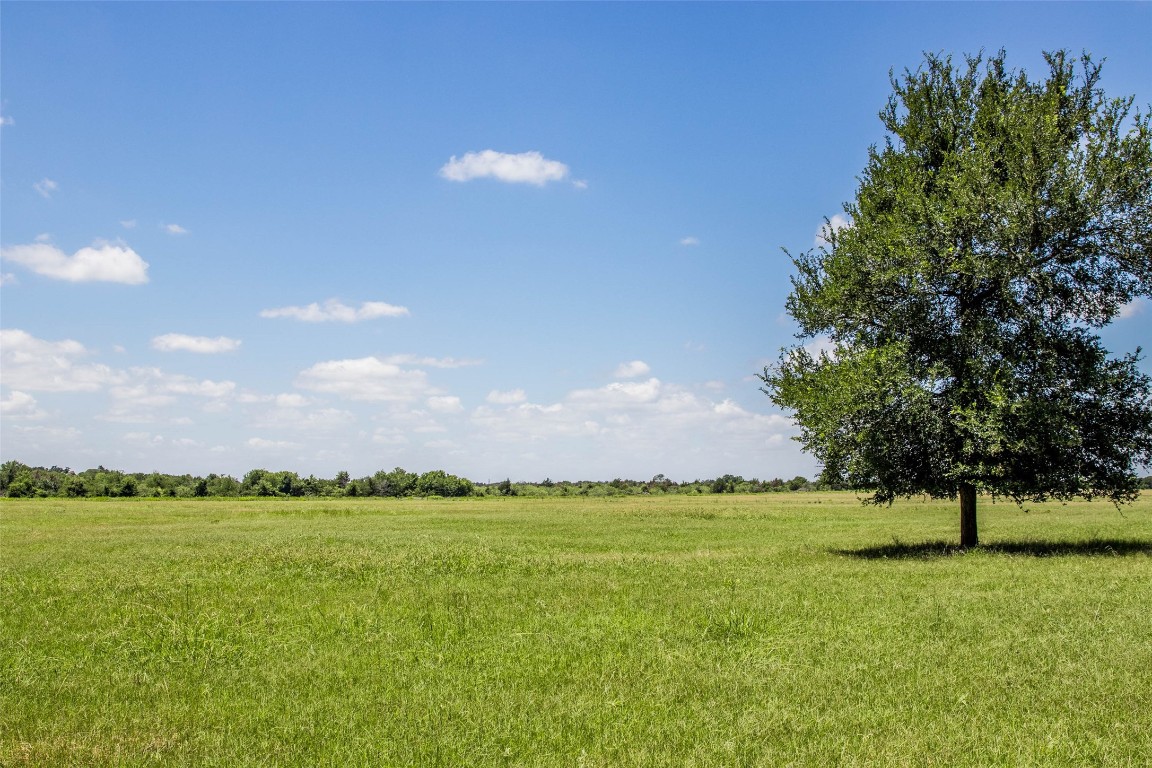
[763,51,1152,546]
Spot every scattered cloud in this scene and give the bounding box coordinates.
[380,354,481,369]
[249,405,355,432]
[814,213,852,247]
[164,223,189,235]
[121,219,137,229]
[260,298,409,323]
[33,178,58,199]
[151,334,242,354]
[468,375,797,479]
[0,329,122,392]
[275,393,310,408]
[572,179,589,190]
[427,395,464,413]
[101,368,237,423]
[679,236,700,247]
[613,360,651,379]
[0,115,13,126]
[803,335,837,358]
[487,388,527,405]
[1118,298,1146,320]
[0,273,17,287]
[247,437,302,451]
[0,390,47,420]
[571,377,662,406]
[439,150,570,186]
[0,240,149,284]
[295,356,435,402]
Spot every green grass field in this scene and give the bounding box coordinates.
[2,493,1150,766]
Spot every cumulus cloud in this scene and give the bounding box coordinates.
[164,223,189,235]
[295,357,435,402]
[260,298,409,323]
[249,406,355,432]
[803,335,837,358]
[613,360,651,379]
[381,354,481,369]
[814,213,852,247]
[468,375,798,479]
[570,377,662,407]
[100,368,238,422]
[247,437,302,451]
[0,329,241,427]
[151,334,241,354]
[1118,298,1146,320]
[0,241,149,284]
[0,390,46,419]
[487,388,527,404]
[275,393,310,408]
[427,395,464,413]
[679,236,700,247]
[0,115,13,126]
[34,178,58,199]
[439,150,570,186]
[0,329,121,392]
[0,272,16,286]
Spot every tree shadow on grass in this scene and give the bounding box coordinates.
[832,538,1152,560]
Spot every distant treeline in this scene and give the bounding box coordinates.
[0,461,840,499]
[7,461,1147,500]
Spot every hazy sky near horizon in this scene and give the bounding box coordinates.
[2,2,1150,482]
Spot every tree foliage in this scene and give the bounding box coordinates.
[762,51,1152,544]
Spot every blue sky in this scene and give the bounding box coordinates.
[2,2,1150,482]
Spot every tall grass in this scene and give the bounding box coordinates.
[2,493,1150,765]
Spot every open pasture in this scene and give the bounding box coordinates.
[2,493,1151,766]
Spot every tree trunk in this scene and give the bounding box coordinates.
[959,483,978,548]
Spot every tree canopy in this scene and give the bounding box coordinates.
[763,50,1152,546]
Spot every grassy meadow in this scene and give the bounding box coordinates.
[2,492,1150,766]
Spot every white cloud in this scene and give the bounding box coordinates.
[0,241,149,284]
[679,236,700,247]
[427,395,464,413]
[803,335,837,358]
[467,375,798,479]
[0,390,46,419]
[381,354,481,369]
[247,437,302,451]
[439,150,570,186]
[814,213,852,247]
[121,220,137,229]
[0,272,17,286]
[164,223,189,235]
[0,115,13,126]
[151,334,242,354]
[0,329,122,392]
[295,357,435,402]
[100,368,237,423]
[260,298,409,323]
[487,388,526,404]
[572,179,589,190]
[1118,298,1146,320]
[250,406,355,432]
[613,360,651,379]
[34,178,58,198]
[570,377,662,407]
